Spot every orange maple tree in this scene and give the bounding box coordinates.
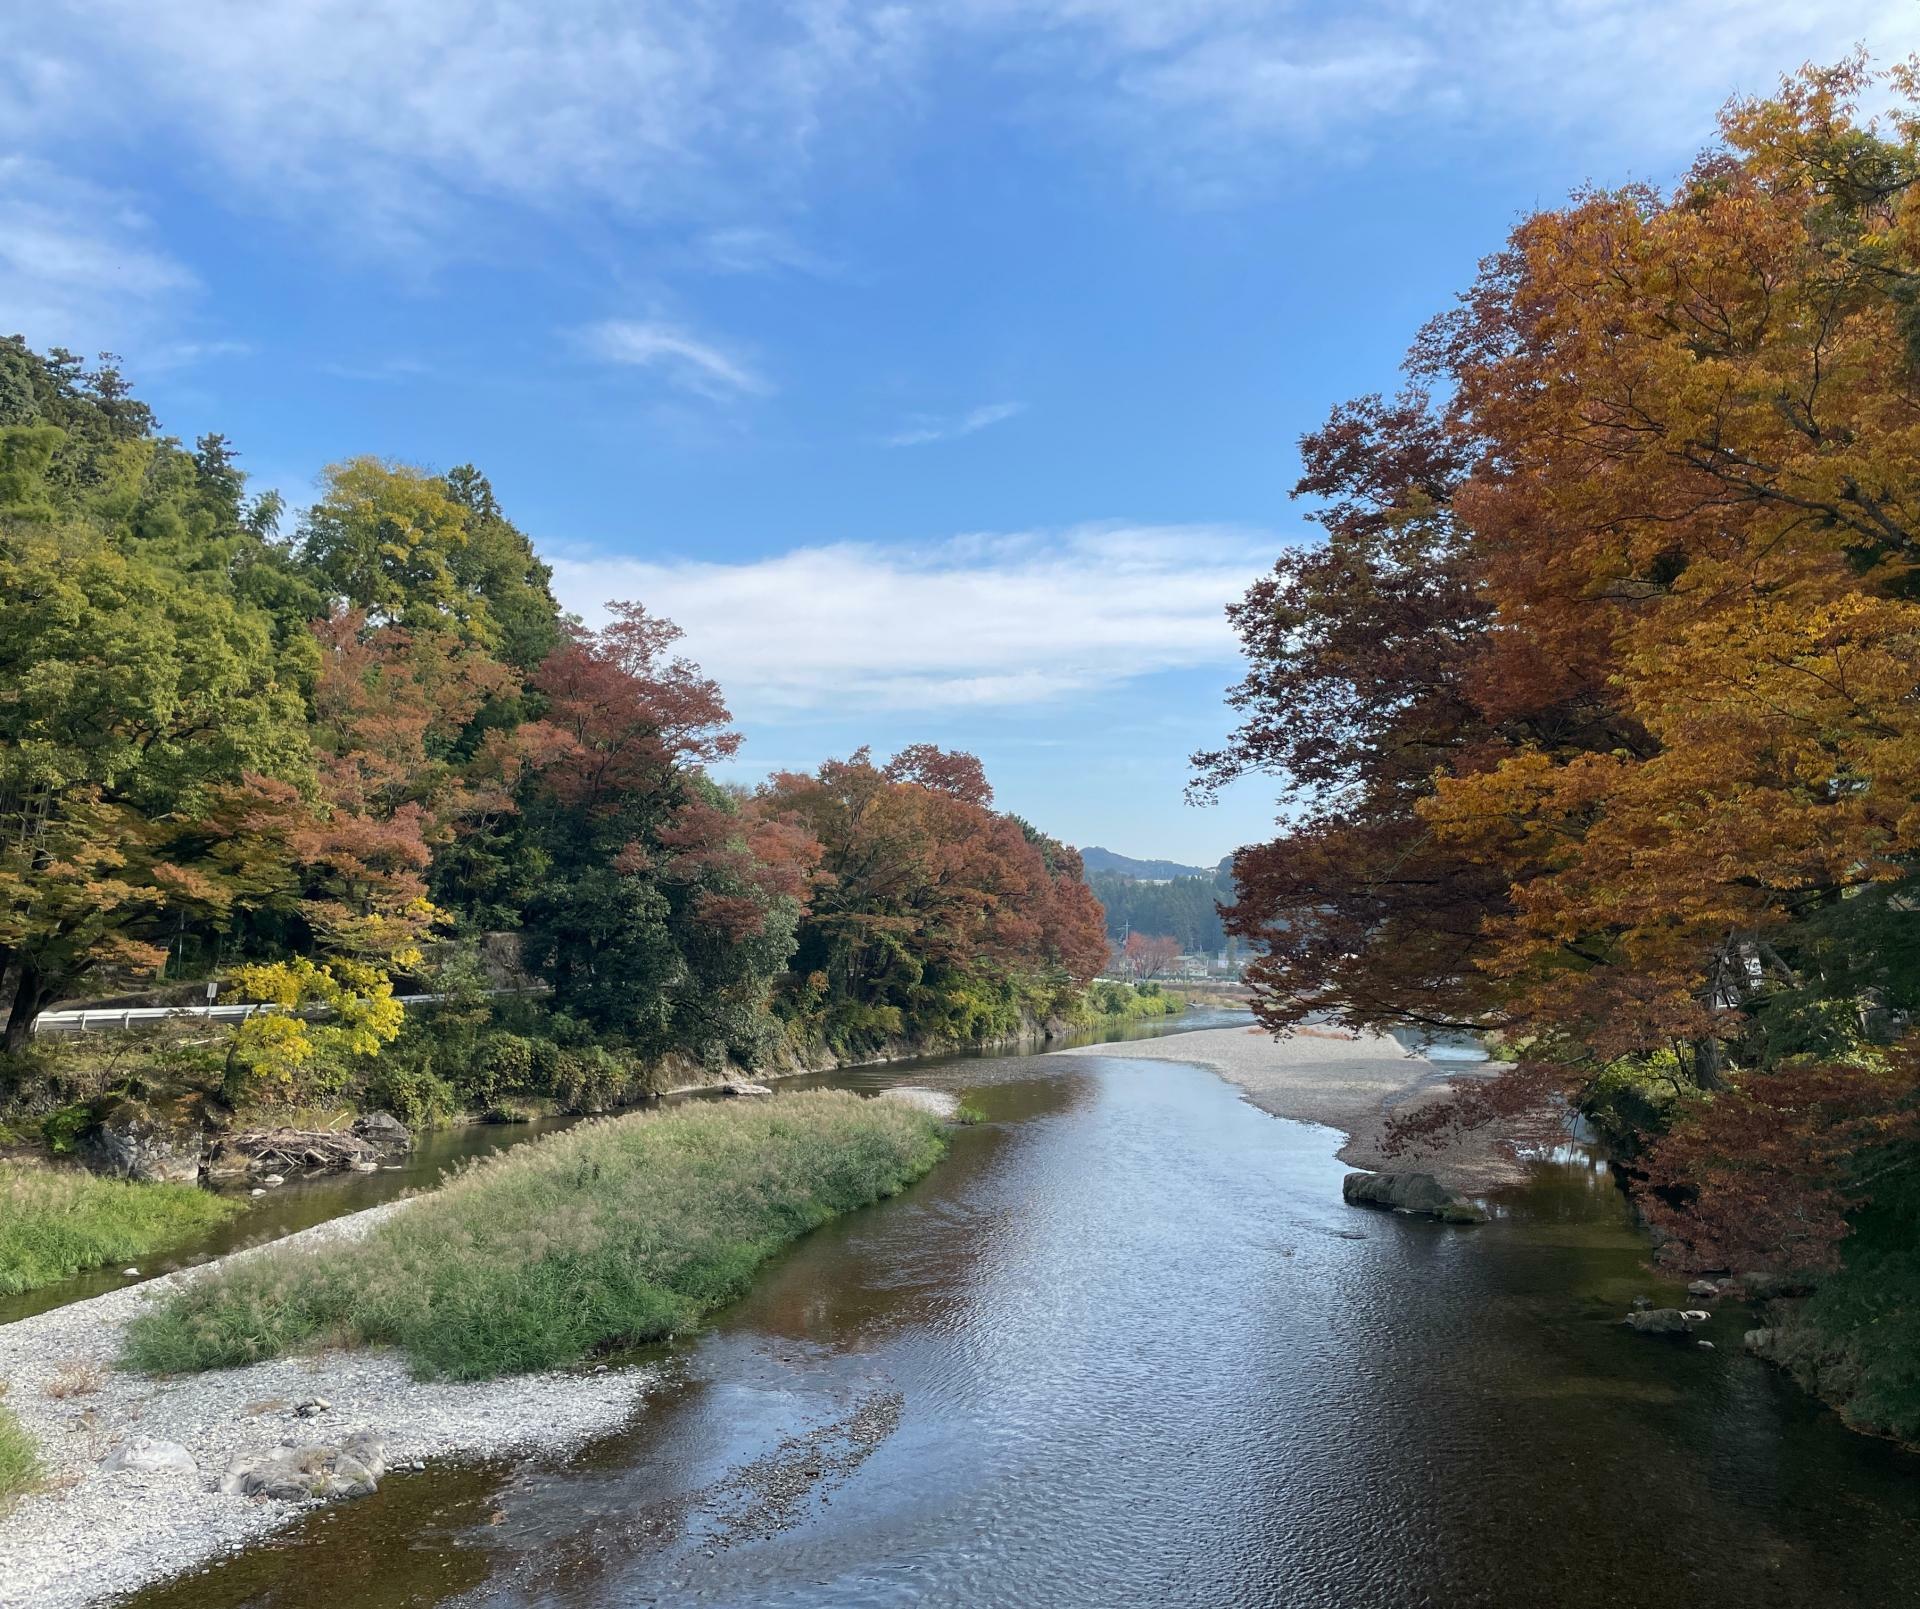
[1207,56,1920,1274]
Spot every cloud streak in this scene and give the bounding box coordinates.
[579,318,771,399]
[546,524,1273,714]
[884,400,1027,447]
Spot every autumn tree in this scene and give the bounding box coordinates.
[1122,932,1181,982]
[1211,57,1920,1084]
[0,369,313,1045]
[1208,61,1920,1387]
[513,604,814,1064]
[757,747,1108,1052]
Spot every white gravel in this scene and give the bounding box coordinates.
[0,1200,653,1609]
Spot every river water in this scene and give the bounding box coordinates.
[124,1028,1920,1609]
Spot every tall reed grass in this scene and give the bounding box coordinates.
[0,1402,39,1507]
[0,1165,240,1296]
[123,1090,946,1381]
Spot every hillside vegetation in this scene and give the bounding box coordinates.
[0,337,1109,1139]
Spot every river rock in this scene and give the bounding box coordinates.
[1342,1171,1488,1223]
[351,1111,414,1152]
[1687,1279,1721,1298]
[720,1080,773,1098]
[1623,1308,1693,1335]
[219,1431,386,1502]
[101,1436,198,1477]
[82,1099,204,1184]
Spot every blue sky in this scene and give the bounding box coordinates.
[3,2,1911,864]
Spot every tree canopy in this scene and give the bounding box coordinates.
[0,338,1110,1093]
[1204,59,1920,1301]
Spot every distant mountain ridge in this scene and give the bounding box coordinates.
[1079,846,1218,882]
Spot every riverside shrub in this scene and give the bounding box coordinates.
[0,1165,241,1296]
[122,1090,947,1381]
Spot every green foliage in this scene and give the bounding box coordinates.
[38,1104,92,1156]
[1085,980,1187,1021]
[0,1401,38,1507]
[0,1163,240,1295]
[359,1057,459,1129]
[1802,1155,1920,1443]
[1577,1051,1685,1157]
[123,1090,946,1380]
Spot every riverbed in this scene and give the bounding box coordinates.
[0,1010,1246,1332]
[98,1031,1920,1609]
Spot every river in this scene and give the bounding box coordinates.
[119,1026,1920,1609]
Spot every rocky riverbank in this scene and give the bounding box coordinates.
[1056,1023,1535,1192]
[0,1200,650,1609]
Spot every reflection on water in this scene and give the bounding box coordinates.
[130,1039,1920,1609]
[3,1010,1247,1331]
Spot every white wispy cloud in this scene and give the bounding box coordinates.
[695,226,842,278]
[0,2,923,248]
[320,355,429,383]
[5,2,1906,263]
[0,156,197,352]
[546,523,1273,713]
[578,318,771,399]
[885,400,1027,448]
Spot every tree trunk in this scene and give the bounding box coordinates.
[1689,1035,1728,1093]
[2,957,48,1053]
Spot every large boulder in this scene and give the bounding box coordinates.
[350,1111,413,1152]
[101,1436,198,1477]
[219,1431,387,1502]
[83,1099,204,1184]
[1342,1171,1488,1223]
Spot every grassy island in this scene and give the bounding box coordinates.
[0,1166,241,1298]
[123,1091,946,1381]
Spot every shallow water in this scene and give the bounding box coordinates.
[127,1038,1920,1609]
[0,1010,1243,1330]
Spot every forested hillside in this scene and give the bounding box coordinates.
[1201,61,1920,1443]
[0,338,1109,1125]
[1088,870,1230,955]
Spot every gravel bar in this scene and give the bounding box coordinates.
[0,1199,652,1609]
[1057,1023,1532,1191]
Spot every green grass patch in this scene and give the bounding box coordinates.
[1085,981,1188,1021]
[123,1090,947,1382]
[0,1164,242,1297]
[0,1403,40,1507]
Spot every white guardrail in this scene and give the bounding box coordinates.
[31,988,547,1037]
